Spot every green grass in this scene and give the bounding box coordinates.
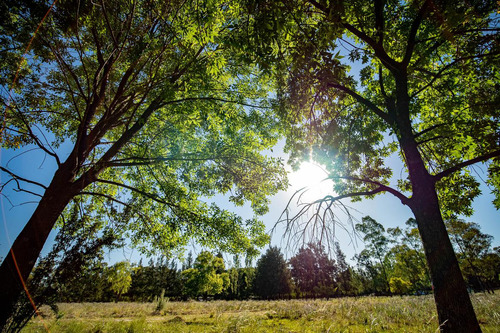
[22,293,500,332]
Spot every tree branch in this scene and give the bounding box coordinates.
[434,150,500,181]
[10,107,61,165]
[94,178,181,209]
[374,0,385,46]
[77,191,129,207]
[402,0,430,67]
[335,175,410,205]
[379,65,388,98]
[411,51,500,98]
[416,135,446,146]
[0,167,48,190]
[326,82,393,125]
[306,0,400,72]
[414,123,445,139]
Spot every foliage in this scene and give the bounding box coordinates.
[334,241,353,295]
[389,277,412,295]
[181,251,229,299]
[106,261,132,301]
[289,242,337,298]
[253,246,292,299]
[446,219,500,292]
[386,219,431,293]
[354,216,391,294]
[237,1,499,330]
[129,258,181,302]
[225,267,256,300]
[2,203,120,332]
[16,216,498,308]
[0,0,288,327]
[353,216,500,296]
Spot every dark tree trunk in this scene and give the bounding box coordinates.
[0,165,78,329]
[410,178,481,332]
[392,71,481,332]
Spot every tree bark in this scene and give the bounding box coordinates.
[0,164,78,329]
[410,178,481,332]
[391,69,481,332]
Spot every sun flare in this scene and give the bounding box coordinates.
[288,162,332,201]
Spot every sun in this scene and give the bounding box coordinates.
[288,161,333,202]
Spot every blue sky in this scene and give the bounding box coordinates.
[1,137,498,266]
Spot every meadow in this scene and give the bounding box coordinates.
[23,292,500,332]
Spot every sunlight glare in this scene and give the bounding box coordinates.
[288,161,333,202]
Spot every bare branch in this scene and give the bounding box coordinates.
[0,167,48,190]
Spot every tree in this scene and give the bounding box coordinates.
[181,251,229,299]
[289,242,337,298]
[387,224,431,294]
[129,257,181,301]
[107,261,132,302]
[2,203,120,332]
[334,242,353,296]
[225,266,256,300]
[446,219,496,292]
[254,246,291,299]
[389,276,412,295]
[354,216,391,293]
[242,1,499,330]
[0,0,287,326]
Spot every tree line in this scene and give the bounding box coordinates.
[13,217,499,308]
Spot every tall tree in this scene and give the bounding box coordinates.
[106,261,132,302]
[289,242,337,298]
[0,0,287,327]
[129,258,181,301]
[355,216,391,293]
[254,246,291,299]
[446,219,496,292]
[181,251,229,299]
[241,0,499,331]
[333,242,353,295]
[387,220,431,293]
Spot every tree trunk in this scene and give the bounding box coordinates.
[411,180,481,332]
[0,165,77,329]
[392,70,480,332]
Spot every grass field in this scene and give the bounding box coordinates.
[23,293,500,332]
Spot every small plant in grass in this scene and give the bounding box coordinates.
[154,289,167,314]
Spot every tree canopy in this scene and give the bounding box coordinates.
[0,0,288,327]
[289,242,337,298]
[239,0,499,331]
[1,0,499,331]
[254,246,292,299]
[181,251,229,299]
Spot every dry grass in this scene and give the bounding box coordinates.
[23,292,500,332]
